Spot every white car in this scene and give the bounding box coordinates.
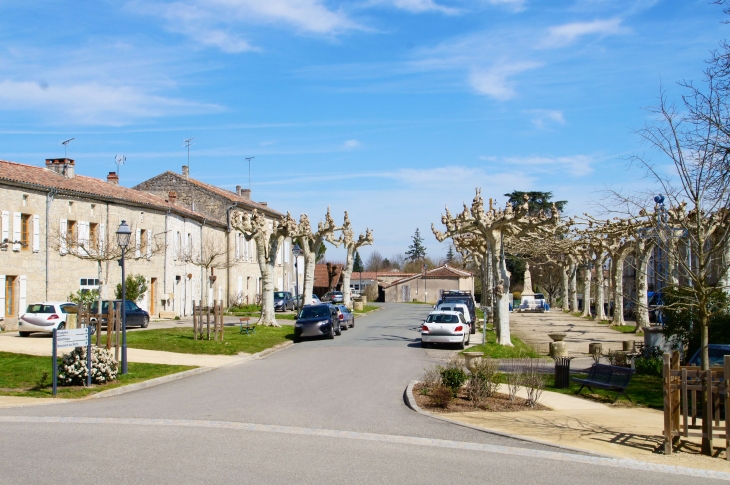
[420,311,471,349]
[18,301,77,337]
[435,302,473,332]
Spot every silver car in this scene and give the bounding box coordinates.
[18,302,77,337]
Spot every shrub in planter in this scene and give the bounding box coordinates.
[429,385,453,408]
[440,365,467,397]
[58,346,118,386]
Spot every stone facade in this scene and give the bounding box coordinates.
[382,265,474,304]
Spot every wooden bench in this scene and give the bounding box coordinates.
[572,364,635,403]
[239,317,257,335]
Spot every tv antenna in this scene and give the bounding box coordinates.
[61,138,75,158]
[115,155,126,181]
[246,156,255,189]
[184,137,195,172]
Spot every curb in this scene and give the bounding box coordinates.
[404,380,611,458]
[254,340,294,359]
[86,367,214,400]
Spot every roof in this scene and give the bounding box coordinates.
[0,159,218,226]
[314,263,342,288]
[347,271,415,281]
[136,171,282,217]
[383,265,473,288]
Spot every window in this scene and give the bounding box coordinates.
[140,229,148,254]
[68,201,73,213]
[20,214,30,250]
[22,195,28,207]
[89,223,99,251]
[90,204,95,216]
[5,276,15,317]
[140,212,144,223]
[67,220,77,246]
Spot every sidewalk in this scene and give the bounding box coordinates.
[433,385,727,472]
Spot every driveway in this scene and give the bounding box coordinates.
[0,303,720,484]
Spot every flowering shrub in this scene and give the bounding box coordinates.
[57,346,118,386]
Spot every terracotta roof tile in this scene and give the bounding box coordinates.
[314,263,342,288]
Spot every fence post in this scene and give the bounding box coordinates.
[725,355,730,461]
[706,368,714,453]
[193,304,198,340]
[663,352,672,455]
[206,305,211,340]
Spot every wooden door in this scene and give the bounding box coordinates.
[150,278,157,316]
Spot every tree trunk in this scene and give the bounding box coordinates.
[700,312,712,455]
[255,235,280,327]
[491,232,512,346]
[301,249,316,306]
[341,247,355,308]
[561,263,570,312]
[480,255,489,310]
[569,259,578,312]
[611,250,628,326]
[581,265,592,318]
[595,255,607,321]
[635,241,654,331]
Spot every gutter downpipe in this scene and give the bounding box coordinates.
[164,208,170,311]
[225,203,238,308]
[45,188,57,300]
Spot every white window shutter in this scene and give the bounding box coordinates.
[18,275,26,317]
[1,211,8,242]
[99,223,105,256]
[78,221,89,255]
[12,212,21,251]
[147,230,152,258]
[135,228,141,258]
[235,234,240,260]
[0,275,5,316]
[237,276,243,294]
[32,215,40,253]
[60,219,68,255]
[284,240,290,263]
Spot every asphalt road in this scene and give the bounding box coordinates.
[0,303,724,484]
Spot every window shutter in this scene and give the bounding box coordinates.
[237,276,243,294]
[12,212,21,251]
[18,275,26,317]
[135,228,141,258]
[60,219,68,255]
[1,211,8,242]
[284,240,290,263]
[147,230,152,258]
[99,223,105,256]
[78,221,89,256]
[32,215,40,253]
[235,234,240,260]
[0,275,5,316]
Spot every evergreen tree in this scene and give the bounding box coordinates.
[353,251,364,273]
[446,245,455,264]
[382,258,391,269]
[405,228,427,262]
[503,191,567,216]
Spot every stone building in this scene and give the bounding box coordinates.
[382,265,473,304]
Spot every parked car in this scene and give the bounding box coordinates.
[89,300,150,328]
[306,294,322,306]
[274,291,296,312]
[435,290,476,327]
[294,304,341,342]
[648,292,664,324]
[421,310,470,349]
[321,291,344,304]
[435,302,473,334]
[334,304,355,329]
[687,344,730,367]
[18,301,77,337]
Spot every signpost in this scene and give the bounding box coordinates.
[52,327,92,396]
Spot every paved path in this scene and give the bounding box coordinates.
[0,304,724,484]
[510,311,644,355]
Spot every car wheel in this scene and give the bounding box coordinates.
[57,322,65,330]
[470,323,476,334]
[420,340,427,348]
[327,324,335,340]
[19,332,31,337]
[457,336,465,350]
[294,336,302,343]
[335,323,342,336]
[466,333,471,346]
[141,316,149,328]
[351,317,355,328]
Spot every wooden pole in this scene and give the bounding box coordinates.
[193,303,198,340]
[706,368,714,452]
[206,305,211,340]
[663,352,672,455]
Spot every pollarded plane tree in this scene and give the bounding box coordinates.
[293,208,339,308]
[329,211,374,308]
[572,223,613,321]
[432,190,559,346]
[231,209,298,326]
[452,232,492,313]
[177,234,232,307]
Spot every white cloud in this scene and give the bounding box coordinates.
[484,0,526,12]
[468,62,541,100]
[543,18,627,47]
[344,139,361,150]
[501,154,596,176]
[527,109,565,130]
[0,80,221,126]
[372,0,461,15]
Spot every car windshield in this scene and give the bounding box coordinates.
[535,294,545,300]
[26,304,55,313]
[426,314,460,324]
[299,306,330,319]
[274,292,286,298]
[445,298,470,306]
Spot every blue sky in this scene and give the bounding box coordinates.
[0,0,726,262]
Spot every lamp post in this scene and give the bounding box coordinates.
[292,244,301,312]
[116,220,132,375]
[423,263,427,303]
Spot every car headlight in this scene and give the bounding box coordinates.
[319,320,329,326]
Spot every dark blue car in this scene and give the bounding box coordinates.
[294,304,341,342]
[688,344,730,367]
[90,299,150,328]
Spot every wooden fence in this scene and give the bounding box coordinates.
[663,351,729,459]
[193,301,224,341]
[77,304,121,361]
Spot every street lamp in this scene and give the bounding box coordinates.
[292,244,301,312]
[423,263,427,303]
[116,220,131,375]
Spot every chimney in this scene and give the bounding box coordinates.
[168,191,177,204]
[236,185,241,196]
[240,188,251,199]
[46,158,75,179]
[260,202,267,207]
[107,172,119,185]
[182,165,189,178]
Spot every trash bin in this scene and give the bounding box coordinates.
[553,357,573,389]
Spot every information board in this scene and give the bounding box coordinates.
[56,328,90,349]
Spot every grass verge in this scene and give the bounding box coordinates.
[544,373,663,409]
[610,325,643,335]
[463,329,543,359]
[0,351,195,399]
[101,326,293,355]
[354,305,380,315]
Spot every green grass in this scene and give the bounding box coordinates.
[544,373,663,409]
[100,326,294,355]
[0,352,195,399]
[402,301,433,304]
[354,305,380,315]
[610,325,643,335]
[462,329,543,359]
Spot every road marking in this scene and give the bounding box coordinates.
[0,415,726,480]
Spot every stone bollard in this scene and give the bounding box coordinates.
[354,301,364,311]
[549,341,568,358]
[622,340,635,352]
[589,343,602,356]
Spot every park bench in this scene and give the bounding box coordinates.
[239,317,257,335]
[572,364,635,403]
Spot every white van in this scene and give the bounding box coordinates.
[435,302,472,330]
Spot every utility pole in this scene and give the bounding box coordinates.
[246,156,255,190]
[184,137,195,172]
